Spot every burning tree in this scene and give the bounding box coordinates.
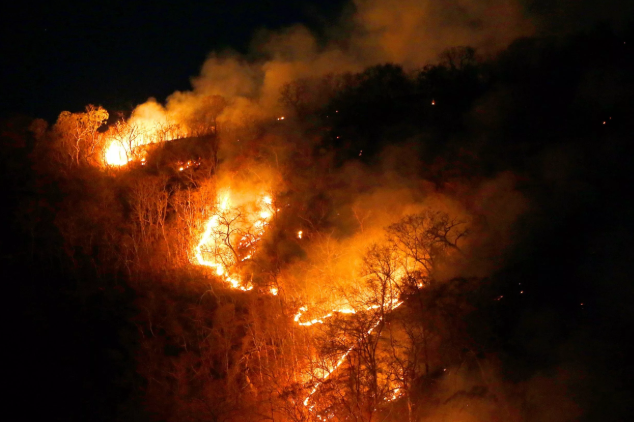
[52,104,109,166]
[104,118,146,166]
[194,191,274,291]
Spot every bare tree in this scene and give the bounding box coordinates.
[438,46,478,71]
[387,209,468,291]
[128,175,170,259]
[105,118,145,164]
[53,105,109,165]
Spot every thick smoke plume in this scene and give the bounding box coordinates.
[117,0,537,308]
[126,0,533,131]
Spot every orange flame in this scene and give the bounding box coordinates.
[105,143,129,166]
[191,189,407,409]
[193,191,271,291]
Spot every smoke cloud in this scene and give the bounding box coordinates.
[124,0,534,130]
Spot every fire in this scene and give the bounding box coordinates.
[192,189,409,409]
[303,300,404,407]
[193,190,272,291]
[102,106,187,166]
[105,143,129,166]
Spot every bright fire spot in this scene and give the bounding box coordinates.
[431,99,436,105]
[270,287,278,296]
[105,143,128,166]
[297,230,303,239]
[386,388,402,402]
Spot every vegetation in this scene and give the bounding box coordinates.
[3,23,634,422]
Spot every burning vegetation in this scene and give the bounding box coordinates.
[6,15,634,422]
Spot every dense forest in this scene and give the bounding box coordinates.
[3,23,634,422]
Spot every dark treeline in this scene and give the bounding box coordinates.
[3,22,634,422]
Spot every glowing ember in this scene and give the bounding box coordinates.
[297,230,303,239]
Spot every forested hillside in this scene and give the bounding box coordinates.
[3,23,634,422]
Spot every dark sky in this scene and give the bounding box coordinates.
[1,0,347,121]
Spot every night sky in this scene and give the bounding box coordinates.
[1,0,347,120]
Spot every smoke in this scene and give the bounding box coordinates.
[253,138,529,312]
[349,0,533,66]
[111,0,536,354]
[526,0,634,34]
[411,360,582,422]
[121,0,534,131]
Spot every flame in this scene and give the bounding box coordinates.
[193,190,271,291]
[191,189,408,409]
[303,300,404,407]
[105,143,128,166]
[102,107,187,167]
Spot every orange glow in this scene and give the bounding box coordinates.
[191,188,411,409]
[193,191,272,291]
[102,107,187,167]
[303,300,404,407]
[105,143,128,166]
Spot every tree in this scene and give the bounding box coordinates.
[308,243,402,422]
[280,74,345,119]
[53,105,108,165]
[169,179,217,265]
[438,46,478,71]
[386,209,468,292]
[128,175,170,262]
[104,117,145,165]
[309,211,469,421]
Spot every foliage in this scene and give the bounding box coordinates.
[52,104,109,166]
